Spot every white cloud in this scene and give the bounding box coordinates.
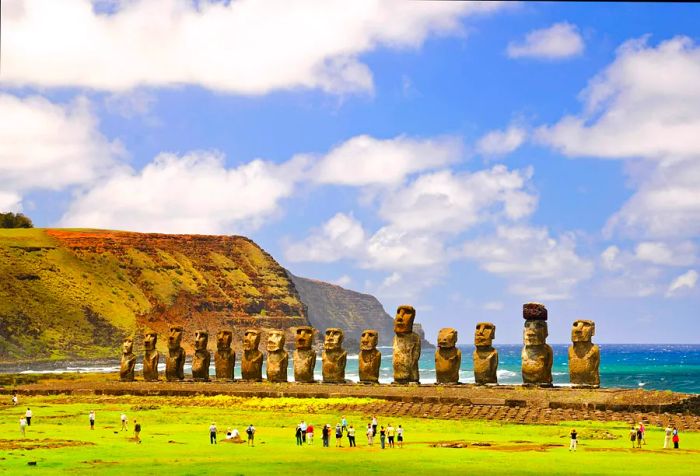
[476,125,526,157]
[507,22,584,60]
[59,151,304,234]
[308,135,463,186]
[0,191,23,212]
[600,245,621,271]
[333,275,352,287]
[2,0,504,94]
[634,241,696,267]
[666,270,698,297]
[482,301,504,311]
[285,212,366,263]
[104,90,156,119]
[462,226,594,300]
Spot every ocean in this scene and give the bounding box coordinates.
[13,344,700,394]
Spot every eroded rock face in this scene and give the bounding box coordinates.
[322,328,347,383]
[473,322,498,385]
[142,331,160,381]
[435,328,461,384]
[191,330,211,381]
[214,330,235,380]
[392,305,421,384]
[241,329,263,381]
[165,326,186,381]
[266,330,288,382]
[119,338,136,382]
[293,326,316,383]
[521,303,553,386]
[359,329,381,383]
[568,319,600,387]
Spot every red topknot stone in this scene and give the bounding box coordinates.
[523,302,547,320]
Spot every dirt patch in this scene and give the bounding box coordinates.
[0,439,95,451]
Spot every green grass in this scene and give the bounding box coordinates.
[0,395,698,475]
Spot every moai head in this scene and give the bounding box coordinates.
[571,319,595,343]
[324,328,344,351]
[474,322,496,347]
[143,331,157,351]
[243,329,261,351]
[295,326,314,350]
[216,330,232,350]
[437,328,458,349]
[267,330,286,352]
[122,338,134,354]
[523,320,548,346]
[168,326,184,350]
[195,331,208,351]
[394,305,416,335]
[360,330,379,351]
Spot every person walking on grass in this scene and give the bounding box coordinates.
[25,408,32,426]
[664,424,673,449]
[629,426,636,449]
[307,423,314,445]
[379,426,386,449]
[640,422,646,445]
[387,423,395,448]
[341,416,348,434]
[210,422,217,444]
[89,410,95,430]
[296,424,303,446]
[300,420,308,443]
[397,425,404,448]
[133,420,141,443]
[322,424,330,447]
[12,392,18,406]
[335,423,343,447]
[672,427,679,449]
[348,425,356,447]
[636,424,642,448]
[121,413,128,431]
[569,428,577,451]
[366,423,374,446]
[371,416,378,436]
[246,424,255,446]
[19,417,27,437]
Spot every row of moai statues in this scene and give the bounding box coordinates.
[120,303,599,387]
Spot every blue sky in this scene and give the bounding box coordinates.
[1,1,699,344]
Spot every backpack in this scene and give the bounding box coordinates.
[135,423,141,432]
[246,426,253,436]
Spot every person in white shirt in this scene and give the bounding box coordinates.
[121,413,128,431]
[25,408,33,426]
[19,417,27,436]
[664,425,673,449]
[210,422,218,444]
[89,410,95,430]
[397,425,404,448]
[366,424,374,446]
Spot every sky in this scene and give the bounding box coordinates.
[1,0,699,344]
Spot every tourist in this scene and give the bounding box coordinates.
[335,423,343,447]
[379,426,386,449]
[301,420,308,443]
[629,426,636,449]
[341,415,348,434]
[664,424,673,449]
[231,428,240,441]
[19,417,27,436]
[371,416,378,436]
[246,424,255,446]
[25,408,32,426]
[366,423,374,446]
[569,428,577,451]
[639,421,646,445]
[397,425,404,448]
[636,424,642,448]
[226,427,233,440]
[210,422,217,444]
[12,392,18,406]
[322,424,330,447]
[133,420,141,443]
[295,424,303,446]
[672,427,679,449]
[89,410,95,430]
[348,425,356,447]
[307,423,314,445]
[120,413,128,431]
[387,423,395,448]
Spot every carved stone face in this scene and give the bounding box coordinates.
[217,330,232,350]
[571,320,595,343]
[360,330,378,351]
[267,330,285,352]
[122,338,133,354]
[243,329,260,351]
[168,326,183,349]
[195,331,208,351]
[324,328,344,350]
[144,332,157,351]
[437,328,458,348]
[394,305,416,335]
[523,320,548,345]
[474,322,496,347]
[295,327,314,350]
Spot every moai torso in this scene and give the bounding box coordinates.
[435,328,461,384]
[266,330,288,382]
[165,326,185,381]
[142,332,160,381]
[568,319,600,387]
[392,305,421,383]
[214,330,235,380]
[241,329,263,381]
[359,330,381,383]
[473,322,498,385]
[119,339,136,382]
[293,326,316,383]
[322,328,347,383]
[191,331,210,381]
[521,303,553,386]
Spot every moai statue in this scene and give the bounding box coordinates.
[191,330,211,381]
[241,329,263,382]
[473,322,498,385]
[266,330,288,382]
[322,328,347,383]
[165,326,186,381]
[568,319,600,388]
[119,338,136,382]
[435,328,461,384]
[359,329,381,383]
[142,331,160,381]
[521,303,553,386]
[214,330,235,381]
[392,305,421,384]
[293,326,316,383]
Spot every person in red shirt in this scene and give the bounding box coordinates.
[307,424,314,445]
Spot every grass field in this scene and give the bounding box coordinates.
[1,394,698,475]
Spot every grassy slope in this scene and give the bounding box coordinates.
[0,395,698,475]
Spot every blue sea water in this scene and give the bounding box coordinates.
[16,344,700,394]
